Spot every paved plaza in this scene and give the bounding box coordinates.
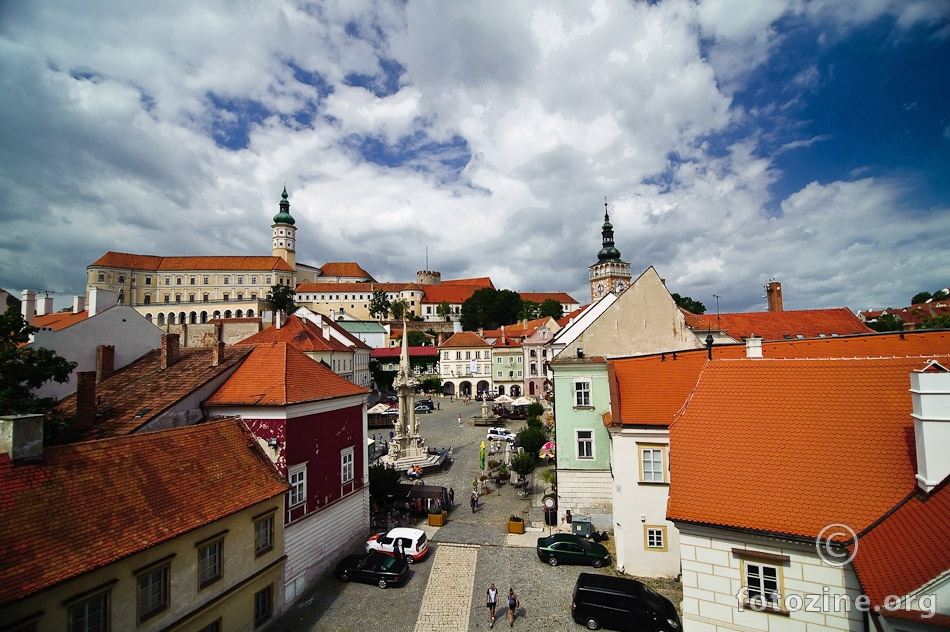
[267,395,644,632]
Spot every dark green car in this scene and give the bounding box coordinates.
[536,534,611,568]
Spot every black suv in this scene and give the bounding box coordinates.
[571,573,680,631]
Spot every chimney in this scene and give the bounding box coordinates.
[766,281,784,312]
[322,321,331,340]
[97,345,115,382]
[745,336,762,359]
[87,288,117,317]
[0,414,45,461]
[212,341,226,367]
[161,333,180,369]
[36,295,54,316]
[478,327,484,338]
[73,295,86,314]
[20,289,36,325]
[911,361,950,493]
[75,371,97,431]
[501,325,506,345]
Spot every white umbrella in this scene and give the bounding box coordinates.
[512,396,534,406]
[368,402,391,414]
[494,395,513,403]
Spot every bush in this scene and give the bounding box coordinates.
[527,401,544,418]
[510,451,537,478]
[517,425,547,455]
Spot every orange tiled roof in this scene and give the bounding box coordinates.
[518,292,577,304]
[611,330,950,427]
[0,419,288,606]
[558,305,589,327]
[206,342,369,406]
[439,331,490,348]
[319,261,376,280]
[31,309,90,331]
[667,354,950,540]
[55,346,254,439]
[442,277,494,288]
[295,281,410,293]
[713,307,872,340]
[852,479,950,620]
[371,346,440,359]
[421,284,483,304]
[89,251,294,272]
[679,307,717,331]
[236,316,351,353]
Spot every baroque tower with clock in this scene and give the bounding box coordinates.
[272,186,297,269]
[588,200,631,301]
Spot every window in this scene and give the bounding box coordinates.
[136,562,169,621]
[145,275,152,285]
[456,351,462,360]
[118,274,125,283]
[444,351,450,360]
[197,536,224,588]
[341,447,354,484]
[97,272,105,282]
[68,588,110,632]
[164,276,171,285]
[175,294,181,303]
[189,294,195,302]
[640,446,666,483]
[745,561,783,609]
[203,276,210,284]
[176,277,182,285]
[203,293,209,302]
[144,295,151,305]
[289,465,306,506]
[465,351,471,359]
[645,526,668,551]
[190,276,196,285]
[254,585,273,626]
[577,430,593,459]
[237,293,243,301]
[222,293,229,301]
[252,275,258,284]
[237,276,244,284]
[496,357,502,364]
[199,620,222,632]
[164,294,170,304]
[266,276,272,284]
[574,380,591,407]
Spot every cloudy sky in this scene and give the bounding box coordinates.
[1,0,948,315]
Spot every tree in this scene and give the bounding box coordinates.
[518,300,540,321]
[0,306,77,415]
[436,300,452,322]
[867,314,903,332]
[391,298,409,320]
[460,288,523,330]
[369,461,402,502]
[526,401,545,419]
[538,299,564,320]
[911,291,933,305]
[510,451,537,480]
[919,314,950,330]
[369,290,392,319]
[265,284,297,315]
[671,293,706,314]
[517,424,548,456]
[402,330,427,346]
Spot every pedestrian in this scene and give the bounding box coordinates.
[507,587,520,627]
[470,491,477,513]
[389,430,394,441]
[449,487,455,506]
[486,583,499,627]
[457,413,462,425]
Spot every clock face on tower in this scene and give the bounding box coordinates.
[595,282,605,297]
[614,280,627,293]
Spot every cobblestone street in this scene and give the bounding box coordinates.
[267,395,681,632]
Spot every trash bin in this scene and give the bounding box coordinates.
[572,515,592,538]
[544,507,557,526]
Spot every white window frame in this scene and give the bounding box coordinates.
[576,429,594,460]
[254,512,275,557]
[574,380,591,407]
[640,446,667,483]
[289,464,306,507]
[644,525,668,551]
[197,536,224,588]
[341,447,355,485]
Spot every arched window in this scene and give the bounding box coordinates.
[200,311,208,324]
[246,309,255,318]
[145,313,153,323]
[189,312,198,324]
[157,313,165,326]
[213,311,221,319]
[235,310,244,318]
[168,313,176,325]
[178,312,186,325]
[224,310,232,318]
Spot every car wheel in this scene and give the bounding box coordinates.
[340,571,350,582]
[592,559,603,568]
[585,616,600,630]
[378,578,388,589]
[548,556,559,566]
[406,556,415,564]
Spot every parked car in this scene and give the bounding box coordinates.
[487,427,516,443]
[571,572,680,631]
[414,403,432,414]
[416,399,435,411]
[334,551,409,589]
[365,527,430,563]
[536,533,610,567]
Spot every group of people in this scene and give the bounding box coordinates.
[485,583,520,628]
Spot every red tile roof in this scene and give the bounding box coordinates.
[439,331,490,348]
[371,346,440,359]
[89,252,294,272]
[236,316,352,353]
[667,354,950,540]
[852,479,950,621]
[55,346,254,439]
[31,310,90,331]
[441,277,494,288]
[713,307,872,340]
[319,261,376,280]
[206,342,369,406]
[0,419,288,606]
[558,305,588,327]
[518,292,578,304]
[420,284,483,305]
[294,281,412,293]
[679,308,717,331]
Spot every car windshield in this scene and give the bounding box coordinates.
[377,555,399,571]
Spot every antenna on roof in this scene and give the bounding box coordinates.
[713,294,722,330]
[425,245,429,272]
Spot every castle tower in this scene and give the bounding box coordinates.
[588,199,631,301]
[272,187,296,269]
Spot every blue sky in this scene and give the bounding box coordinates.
[0,0,947,314]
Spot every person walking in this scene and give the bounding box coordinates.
[507,587,519,627]
[457,413,462,425]
[470,490,477,513]
[486,583,499,627]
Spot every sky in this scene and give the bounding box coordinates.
[1,0,948,315]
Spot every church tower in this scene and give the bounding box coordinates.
[588,199,631,301]
[272,187,296,269]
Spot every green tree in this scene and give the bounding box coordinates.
[402,330,427,346]
[0,306,77,415]
[369,290,392,319]
[919,314,950,330]
[436,300,452,322]
[867,314,903,332]
[518,300,540,321]
[671,293,706,314]
[517,424,548,456]
[911,291,933,305]
[460,288,523,330]
[510,451,537,479]
[369,461,402,502]
[526,401,545,418]
[265,284,297,315]
[391,298,409,320]
[538,299,564,320]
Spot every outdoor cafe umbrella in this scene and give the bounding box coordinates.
[511,396,534,407]
[540,441,556,459]
[494,394,513,403]
[480,440,486,470]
